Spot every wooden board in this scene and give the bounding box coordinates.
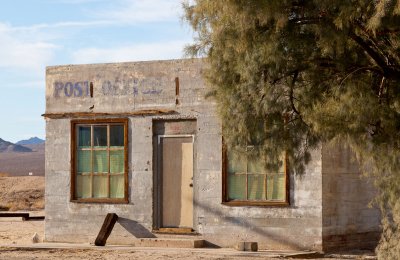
[94,213,118,246]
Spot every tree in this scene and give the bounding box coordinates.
[183,1,400,258]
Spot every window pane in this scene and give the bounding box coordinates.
[76,174,91,198]
[110,150,124,173]
[94,150,108,173]
[93,126,107,147]
[110,125,124,147]
[248,174,265,200]
[248,155,264,174]
[110,174,124,198]
[228,174,246,200]
[77,150,91,173]
[78,126,91,147]
[227,149,246,174]
[267,173,286,201]
[93,175,108,198]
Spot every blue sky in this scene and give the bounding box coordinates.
[0,0,193,143]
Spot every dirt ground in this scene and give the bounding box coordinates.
[0,246,315,260]
[0,177,376,259]
[0,177,44,211]
[0,217,376,260]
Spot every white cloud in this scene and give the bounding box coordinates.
[92,0,182,24]
[71,40,189,64]
[0,0,187,72]
[4,80,46,89]
[50,0,106,4]
[0,23,57,72]
[7,20,114,32]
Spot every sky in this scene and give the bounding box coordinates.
[0,0,194,143]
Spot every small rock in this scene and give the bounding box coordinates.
[235,241,258,251]
[32,232,39,243]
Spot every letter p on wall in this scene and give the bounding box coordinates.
[54,82,64,97]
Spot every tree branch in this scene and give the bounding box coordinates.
[289,71,300,115]
[348,31,400,80]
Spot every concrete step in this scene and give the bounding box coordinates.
[132,238,205,248]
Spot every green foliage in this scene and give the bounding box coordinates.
[184,0,400,257]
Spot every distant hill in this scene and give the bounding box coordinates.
[16,137,45,146]
[0,138,32,153]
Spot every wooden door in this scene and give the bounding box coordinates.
[160,136,193,228]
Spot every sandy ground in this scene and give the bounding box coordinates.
[0,177,376,259]
[0,246,318,260]
[0,143,45,177]
[0,177,44,211]
[0,217,375,260]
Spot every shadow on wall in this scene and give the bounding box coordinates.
[189,172,308,250]
[193,199,310,250]
[118,217,156,238]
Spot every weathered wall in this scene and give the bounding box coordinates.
[45,58,324,250]
[196,146,323,250]
[321,143,381,251]
[45,59,205,244]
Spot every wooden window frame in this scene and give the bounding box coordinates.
[222,143,290,207]
[71,118,129,203]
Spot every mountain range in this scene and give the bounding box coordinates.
[0,138,32,153]
[15,137,45,146]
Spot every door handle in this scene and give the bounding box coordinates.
[189,183,193,187]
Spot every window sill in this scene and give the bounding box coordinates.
[222,200,289,207]
[70,198,129,204]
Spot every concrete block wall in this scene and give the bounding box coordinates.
[196,147,323,250]
[321,143,381,251]
[44,58,378,251]
[45,118,154,244]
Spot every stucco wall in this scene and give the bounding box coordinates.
[196,147,323,250]
[45,58,325,250]
[321,143,381,251]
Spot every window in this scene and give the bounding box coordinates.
[223,145,288,206]
[71,119,128,203]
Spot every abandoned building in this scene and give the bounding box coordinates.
[44,58,381,251]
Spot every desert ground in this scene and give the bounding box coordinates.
[0,176,44,211]
[0,176,375,259]
[0,143,45,177]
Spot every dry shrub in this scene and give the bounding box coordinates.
[0,204,10,211]
[0,177,44,211]
[0,173,10,177]
[31,199,44,210]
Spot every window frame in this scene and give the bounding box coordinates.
[222,143,290,207]
[70,118,129,203]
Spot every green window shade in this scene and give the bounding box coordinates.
[226,145,286,202]
[110,125,124,147]
[94,150,108,173]
[248,155,263,174]
[267,173,286,201]
[78,126,91,148]
[110,174,124,198]
[248,174,266,200]
[75,122,126,200]
[228,174,246,200]
[93,126,107,147]
[77,150,91,173]
[227,150,246,174]
[93,175,108,198]
[110,150,124,173]
[76,174,91,198]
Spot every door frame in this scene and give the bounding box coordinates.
[155,134,195,232]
